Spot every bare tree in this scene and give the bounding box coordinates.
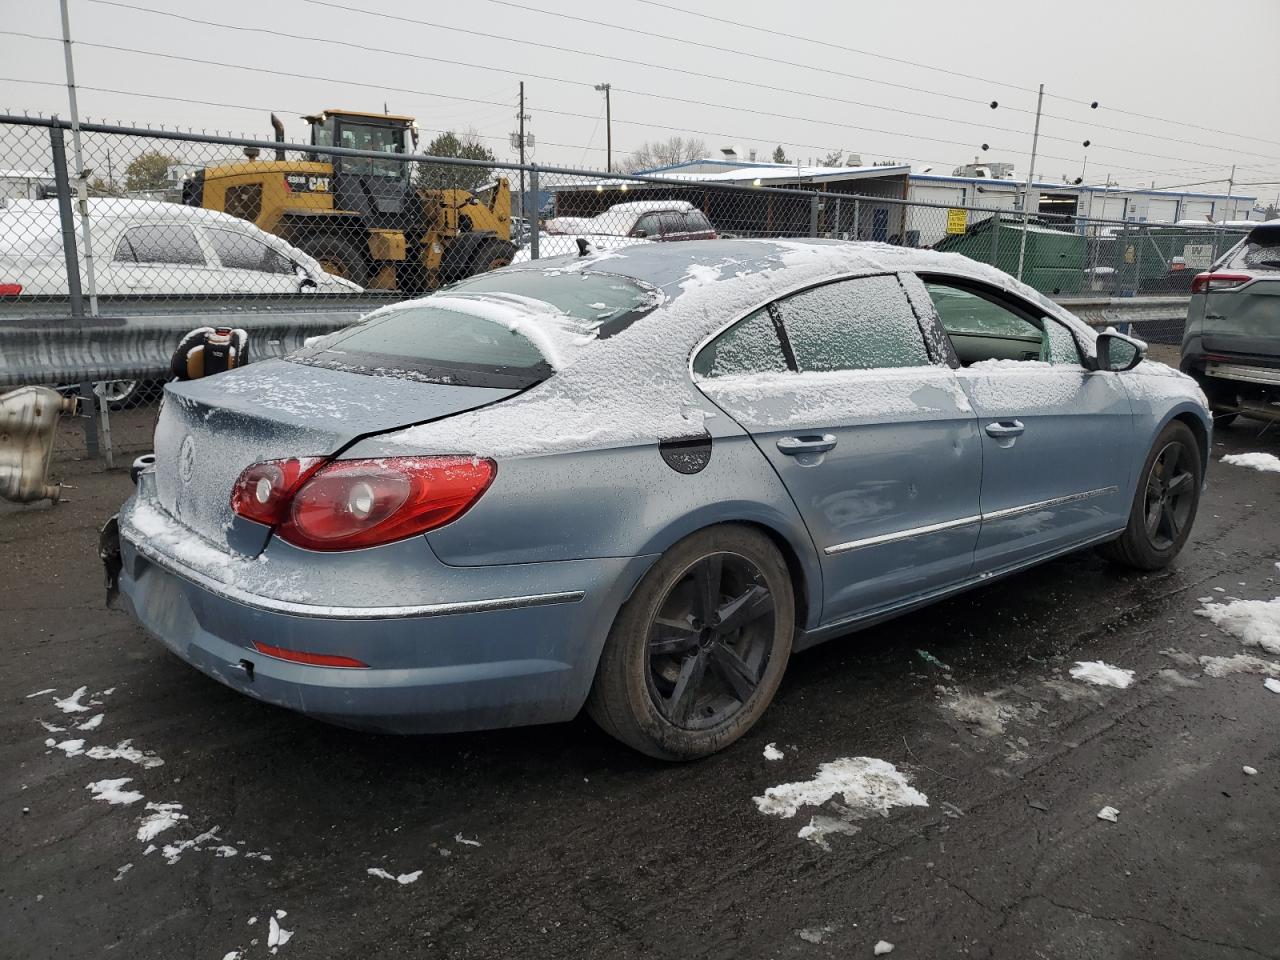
[624,137,708,172]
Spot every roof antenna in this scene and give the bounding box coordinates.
[576,237,591,257]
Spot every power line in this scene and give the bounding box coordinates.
[623,0,1280,152]
[281,1,1275,173]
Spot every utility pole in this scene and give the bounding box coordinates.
[1016,82,1044,282]
[594,83,612,172]
[1226,163,1237,218]
[518,82,527,220]
[59,0,98,315]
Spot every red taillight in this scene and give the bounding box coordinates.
[252,641,368,669]
[1191,272,1251,294]
[230,456,325,526]
[0,283,22,296]
[275,456,496,551]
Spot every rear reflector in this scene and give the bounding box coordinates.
[252,641,368,668]
[0,283,22,296]
[1190,272,1251,294]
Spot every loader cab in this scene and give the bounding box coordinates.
[305,110,419,228]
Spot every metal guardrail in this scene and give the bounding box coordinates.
[0,296,1189,390]
[0,309,365,388]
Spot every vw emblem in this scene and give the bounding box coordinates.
[178,435,197,484]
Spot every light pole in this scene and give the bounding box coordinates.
[594,83,612,172]
[59,0,98,316]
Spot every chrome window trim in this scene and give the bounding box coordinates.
[124,532,585,621]
[823,485,1120,556]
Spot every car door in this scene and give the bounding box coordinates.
[110,221,224,295]
[204,227,298,294]
[913,273,1135,571]
[694,273,982,627]
[630,213,663,240]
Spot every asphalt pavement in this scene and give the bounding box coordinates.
[3,411,1279,960]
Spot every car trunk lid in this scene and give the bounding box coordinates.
[152,359,517,548]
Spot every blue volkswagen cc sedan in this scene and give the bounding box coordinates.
[107,239,1210,759]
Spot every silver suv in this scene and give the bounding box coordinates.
[1181,222,1280,425]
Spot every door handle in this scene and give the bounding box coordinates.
[985,420,1025,438]
[777,434,837,456]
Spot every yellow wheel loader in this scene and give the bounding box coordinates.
[183,110,514,292]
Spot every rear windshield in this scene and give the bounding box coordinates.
[446,270,661,338]
[288,272,659,388]
[1227,227,1280,272]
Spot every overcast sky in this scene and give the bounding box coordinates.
[2,0,1278,199]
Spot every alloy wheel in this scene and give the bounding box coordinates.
[645,552,776,731]
[1143,440,1195,551]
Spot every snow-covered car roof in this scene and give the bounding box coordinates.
[511,233,651,263]
[0,197,357,289]
[363,238,1101,462]
[546,199,701,237]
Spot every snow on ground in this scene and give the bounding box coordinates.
[1097,806,1120,822]
[1199,653,1280,678]
[26,688,55,698]
[939,689,1025,735]
[763,743,784,761]
[137,802,187,842]
[1222,452,1280,473]
[87,778,144,805]
[52,686,93,713]
[1197,596,1280,656]
[754,757,929,822]
[1265,678,1280,694]
[454,833,481,847]
[113,863,132,882]
[1069,661,1136,689]
[84,740,164,769]
[796,815,860,851]
[46,737,85,757]
[77,714,104,731]
[367,867,423,884]
[268,910,293,953]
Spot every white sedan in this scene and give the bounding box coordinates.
[0,198,362,297]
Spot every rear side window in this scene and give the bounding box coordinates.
[446,271,660,339]
[113,223,206,265]
[686,210,714,233]
[692,308,788,378]
[659,212,686,236]
[775,275,930,372]
[1227,228,1280,271]
[207,229,292,274]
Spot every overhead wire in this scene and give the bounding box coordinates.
[85,0,1276,176]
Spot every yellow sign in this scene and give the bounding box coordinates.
[946,208,968,234]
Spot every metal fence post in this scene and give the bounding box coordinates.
[49,125,83,319]
[1133,225,1146,295]
[833,197,842,240]
[853,198,860,241]
[990,211,1001,267]
[809,194,820,237]
[50,123,100,459]
[529,164,539,260]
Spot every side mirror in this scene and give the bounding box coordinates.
[631,228,648,238]
[293,262,318,291]
[1095,329,1146,372]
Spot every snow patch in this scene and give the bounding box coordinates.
[137,802,187,842]
[84,739,164,769]
[77,713,104,731]
[367,867,422,884]
[26,688,56,698]
[113,863,133,882]
[47,737,85,757]
[53,686,92,713]
[1196,596,1280,655]
[1199,653,1280,678]
[763,743,784,761]
[1265,678,1280,694]
[454,833,481,847]
[1097,806,1119,822]
[753,757,928,820]
[1221,452,1280,474]
[1069,661,1135,689]
[1243,765,1259,776]
[268,911,294,953]
[87,778,144,806]
[796,815,860,850]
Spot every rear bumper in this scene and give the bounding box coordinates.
[113,495,655,734]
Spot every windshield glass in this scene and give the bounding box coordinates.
[446,270,661,339]
[337,122,406,178]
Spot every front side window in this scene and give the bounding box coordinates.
[692,308,788,379]
[925,278,1082,367]
[632,214,662,238]
[207,229,292,274]
[337,122,406,178]
[774,275,930,372]
[113,224,206,266]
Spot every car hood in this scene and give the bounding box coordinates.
[152,359,517,547]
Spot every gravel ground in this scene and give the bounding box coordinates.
[3,408,1279,960]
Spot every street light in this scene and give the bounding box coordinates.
[594,83,612,173]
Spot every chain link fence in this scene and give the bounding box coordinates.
[0,114,1256,467]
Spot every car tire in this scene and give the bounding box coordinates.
[587,525,795,760]
[1098,420,1202,571]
